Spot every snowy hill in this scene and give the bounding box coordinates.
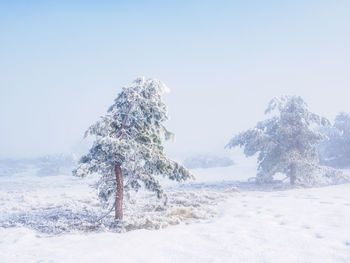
[0,155,76,177]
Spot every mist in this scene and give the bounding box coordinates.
[1,0,349,159]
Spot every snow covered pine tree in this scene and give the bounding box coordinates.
[73,78,192,220]
[226,96,345,186]
[319,112,350,168]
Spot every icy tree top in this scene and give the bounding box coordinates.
[264,96,329,126]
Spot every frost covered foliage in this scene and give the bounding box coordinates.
[226,96,346,186]
[0,173,223,235]
[0,184,223,235]
[73,78,192,212]
[319,112,350,168]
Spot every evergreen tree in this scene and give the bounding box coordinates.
[319,112,350,168]
[73,77,193,220]
[226,96,343,185]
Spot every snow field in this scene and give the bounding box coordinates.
[1,159,350,262]
[1,182,350,262]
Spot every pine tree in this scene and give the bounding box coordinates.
[319,112,350,168]
[226,96,344,185]
[73,77,193,220]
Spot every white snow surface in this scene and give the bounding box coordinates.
[1,156,350,263]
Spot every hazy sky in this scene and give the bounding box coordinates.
[1,0,350,158]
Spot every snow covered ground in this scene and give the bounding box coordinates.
[1,156,350,262]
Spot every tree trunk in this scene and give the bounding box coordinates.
[290,163,296,185]
[114,103,131,220]
[115,163,123,220]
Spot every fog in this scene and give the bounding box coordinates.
[1,0,349,159]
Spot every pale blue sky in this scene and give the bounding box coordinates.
[1,0,350,158]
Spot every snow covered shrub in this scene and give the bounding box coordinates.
[36,154,76,176]
[183,154,234,169]
[319,112,350,168]
[73,77,193,220]
[226,96,345,186]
